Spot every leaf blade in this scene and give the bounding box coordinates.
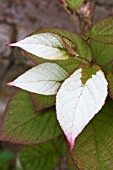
[71,98,113,169]
[0,91,61,144]
[56,65,108,150]
[10,33,73,60]
[17,137,66,170]
[87,16,113,44]
[90,40,113,73]
[107,72,113,100]
[8,63,69,95]
[66,0,84,10]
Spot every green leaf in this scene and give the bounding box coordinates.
[0,150,14,165]
[90,40,113,72]
[0,150,14,170]
[107,72,113,100]
[31,57,82,75]
[25,29,92,65]
[0,91,61,144]
[87,16,113,44]
[70,98,113,169]
[67,153,77,170]
[30,93,55,112]
[66,0,84,10]
[17,137,66,170]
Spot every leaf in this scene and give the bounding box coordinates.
[35,29,92,62]
[9,32,74,60]
[67,153,77,170]
[66,0,84,10]
[90,40,113,72]
[30,93,55,112]
[71,98,113,169]
[0,150,14,165]
[30,57,82,75]
[56,64,108,150]
[0,150,14,170]
[7,63,69,95]
[107,72,113,100]
[17,137,66,170]
[87,16,113,44]
[0,91,61,144]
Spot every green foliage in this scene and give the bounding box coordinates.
[107,72,113,100]
[0,150,14,170]
[67,153,77,170]
[29,57,82,75]
[90,40,113,72]
[71,98,113,169]
[78,64,101,84]
[66,0,84,10]
[0,91,61,144]
[30,93,55,112]
[87,16,113,44]
[17,137,66,170]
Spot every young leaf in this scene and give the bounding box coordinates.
[17,137,66,170]
[56,64,108,150]
[8,33,74,60]
[107,72,113,100]
[66,0,84,10]
[0,91,61,144]
[7,63,69,95]
[71,98,113,169]
[87,16,113,44]
[90,40,113,72]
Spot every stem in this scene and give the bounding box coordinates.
[73,10,78,34]
[75,54,91,64]
[64,7,74,22]
[64,7,78,33]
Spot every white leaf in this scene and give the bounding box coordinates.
[56,66,108,150]
[7,63,69,95]
[9,33,72,60]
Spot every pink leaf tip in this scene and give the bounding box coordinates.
[5,43,16,47]
[67,136,75,152]
[5,44,10,46]
[6,82,13,86]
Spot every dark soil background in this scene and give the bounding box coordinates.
[0,0,113,169]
